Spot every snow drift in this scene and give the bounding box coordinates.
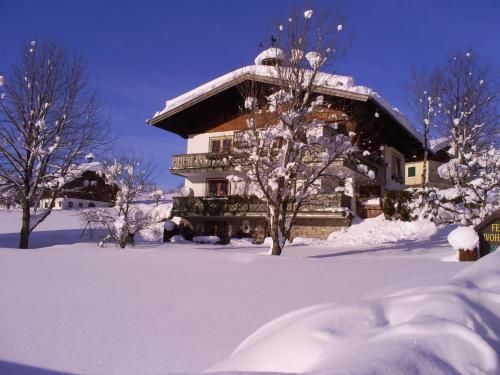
[292,215,437,247]
[208,250,500,374]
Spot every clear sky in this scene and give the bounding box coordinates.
[1,0,498,188]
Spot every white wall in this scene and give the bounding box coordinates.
[39,198,111,210]
[187,131,235,154]
[184,176,208,196]
[384,146,405,191]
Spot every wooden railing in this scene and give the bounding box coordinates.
[171,152,231,171]
[172,193,351,217]
[171,151,386,181]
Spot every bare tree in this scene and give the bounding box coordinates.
[407,50,499,161]
[0,40,109,248]
[231,8,372,255]
[81,154,163,248]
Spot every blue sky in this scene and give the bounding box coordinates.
[1,0,498,188]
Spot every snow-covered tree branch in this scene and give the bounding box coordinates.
[407,50,499,225]
[0,40,110,248]
[230,8,369,255]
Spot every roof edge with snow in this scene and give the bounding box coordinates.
[148,65,423,143]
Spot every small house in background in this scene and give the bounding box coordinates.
[405,137,451,188]
[38,157,116,210]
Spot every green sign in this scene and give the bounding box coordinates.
[476,213,500,257]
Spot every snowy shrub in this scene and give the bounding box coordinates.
[82,156,169,248]
[407,147,499,226]
[193,236,221,245]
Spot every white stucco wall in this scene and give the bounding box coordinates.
[184,175,208,196]
[186,131,235,154]
[384,145,405,191]
[39,197,111,210]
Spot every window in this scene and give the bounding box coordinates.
[392,155,402,176]
[68,201,74,208]
[210,137,232,153]
[211,139,221,153]
[222,138,232,153]
[88,202,95,208]
[207,179,229,197]
[58,201,62,208]
[408,166,416,177]
[78,202,84,208]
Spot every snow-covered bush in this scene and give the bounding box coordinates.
[408,147,499,225]
[193,236,221,245]
[82,156,168,248]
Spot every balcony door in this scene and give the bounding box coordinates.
[207,179,229,197]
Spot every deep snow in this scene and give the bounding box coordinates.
[210,247,500,374]
[0,209,478,374]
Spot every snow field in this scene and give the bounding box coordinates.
[209,249,500,374]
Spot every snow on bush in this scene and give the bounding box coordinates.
[209,250,500,374]
[447,226,479,252]
[82,157,170,247]
[170,234,189,243]
[229,237,254,247]
[193,236,221,244]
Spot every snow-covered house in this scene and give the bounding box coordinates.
[405,137,451,188]
[38,162,116,210]
[148,52,425,242]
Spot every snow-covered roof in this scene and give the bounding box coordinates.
[149,65,423,143]
[65,161,105,183]
[254,48,284,65]
[430,137,450,152]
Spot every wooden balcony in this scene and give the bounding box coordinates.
[171,193,351,217]
[171,151,386,181]
[170,152,231,175]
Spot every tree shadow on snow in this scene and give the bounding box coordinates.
[0,228,107,249]
[0,360,73,375]
[308,229,452,259]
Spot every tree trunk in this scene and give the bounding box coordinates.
[270,235,283,256]
[19,200,31,249]
[421,128,428,188]
[269,213,286,256]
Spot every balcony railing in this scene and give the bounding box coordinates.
[171,151,386,181]
[171,152,231,171]
[172,193,351,217]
